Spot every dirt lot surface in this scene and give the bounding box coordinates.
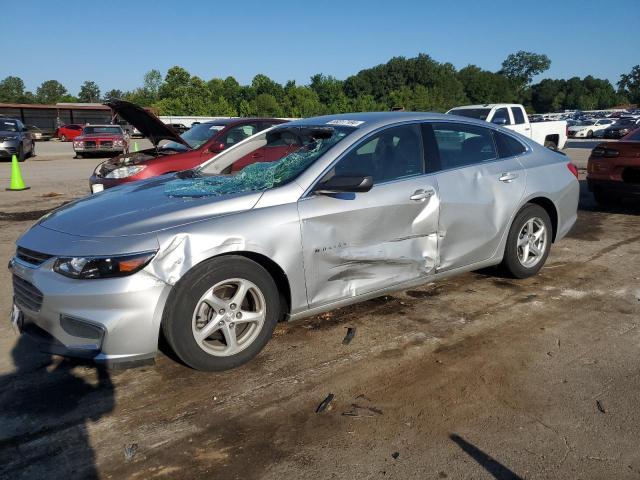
[0,143,639,480]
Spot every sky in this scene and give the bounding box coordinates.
[2,0,638,95]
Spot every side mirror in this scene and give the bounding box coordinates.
[208,142,226,154]
[314,175,373,194]
[492,117,507,125]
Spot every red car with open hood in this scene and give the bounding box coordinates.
[89,100,289,193]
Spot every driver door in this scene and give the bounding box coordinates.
[297,123,440,308]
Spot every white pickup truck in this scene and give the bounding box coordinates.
[447,103,567,150]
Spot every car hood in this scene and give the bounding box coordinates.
[77,133,123,140]
[568,125,590,131]
[105,100,190,148]
[39,175,263,237]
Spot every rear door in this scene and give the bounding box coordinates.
[508,106,531,138]
[298,123,440,307]
[426,121,527,271]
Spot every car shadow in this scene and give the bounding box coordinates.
[450,433,523,480]
[0,335,115,480]
[578,179,640,216]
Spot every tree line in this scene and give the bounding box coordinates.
[1,52,638,116]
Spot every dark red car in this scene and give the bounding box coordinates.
[587,127,640,205]
[73,125,129,158]
[89,101,288,193]
[55,124,83,141]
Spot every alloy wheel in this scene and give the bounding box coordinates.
[517,217,547,268]
[191,278,266,357]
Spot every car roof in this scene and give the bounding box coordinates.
[200,117,286,126]
[450,104,522,109]
[282,111,489,133]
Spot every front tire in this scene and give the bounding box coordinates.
[17,144,25,162]
[162,256,280,371]
[587,130,593,138]
[502,204,552,279]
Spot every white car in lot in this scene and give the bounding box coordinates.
[568,119,616,138]
[447,104,567,150]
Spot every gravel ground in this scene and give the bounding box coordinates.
[0,141,639,480]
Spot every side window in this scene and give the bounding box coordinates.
[222,124,257,147]
[430,122,497,169]
[334,124,424,184]
[493,108,511,125]
[495,132,527,158]
[511,107,526,125]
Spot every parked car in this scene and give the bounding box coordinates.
[0,118,35,161]
[602,118,640,139]
[55,124,83,141]
[10,112,579,371]
[587,127,640,205]
[568,119,616,138]
[26,125,54,141]
[89,100,288,193]
[73,125,129,158]
[447,104,568,150]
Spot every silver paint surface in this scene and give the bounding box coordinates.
[12,112,579,363]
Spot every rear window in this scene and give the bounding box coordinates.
[448,108,492,121]
[495,132,527,157]
[427,122,497,170]
[511,107,526,125]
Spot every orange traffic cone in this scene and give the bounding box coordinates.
[6,154,29,191]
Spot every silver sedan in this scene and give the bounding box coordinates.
[10,112,579,371]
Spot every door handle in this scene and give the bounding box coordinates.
[410,188,435,201]
[499,172,519,183]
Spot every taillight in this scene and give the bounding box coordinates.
[591,147,619,158]
[567,162,579,179]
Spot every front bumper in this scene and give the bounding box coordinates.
[9,252,171,367]
[0,140,20,158]
[75,146,125,154]
[89,173,139,192]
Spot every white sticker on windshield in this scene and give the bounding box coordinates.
[209,125,225,131]
[326,119,365,127]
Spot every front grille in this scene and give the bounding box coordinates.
[100,141,113,148]
[16,247,53,266]
[13,275,44,312]
[84,141,96,148]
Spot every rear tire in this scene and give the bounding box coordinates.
[587,130,593,138]
[502,204,552,279]
[544,140,557,151]
[162,256,281,371]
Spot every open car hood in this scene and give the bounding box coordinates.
[105,100,190,148]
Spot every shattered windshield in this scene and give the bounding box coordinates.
[162,122,227,151]
[165,125,355,198]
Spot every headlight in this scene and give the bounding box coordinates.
[113,139,124,147]
[53,251,156,279]
[4,135,18,141]
[105,165,146,178]
[74,141,84,148]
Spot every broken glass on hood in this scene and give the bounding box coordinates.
[165,126,353,198]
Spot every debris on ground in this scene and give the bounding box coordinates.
[342,327,356,345]
[342,394,383,417]
[316,393,335,413]
[391,452,400,459]
[124,443,139,462]
[40,192,63,198]
[596,400,606,413]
